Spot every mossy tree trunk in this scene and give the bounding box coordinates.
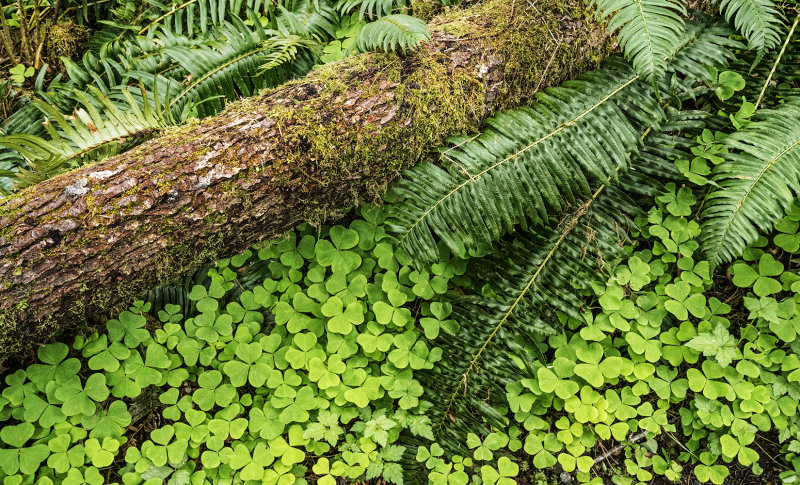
[0,0,612,364]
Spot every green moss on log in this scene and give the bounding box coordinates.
[0,0,613,365]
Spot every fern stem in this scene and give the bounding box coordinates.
[16,0,33,62]
[139,0,200,35]
[0,6,18,64]
[397,74,640,247]
[755,13,800,110]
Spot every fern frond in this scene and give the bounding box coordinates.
[664,17,741,92]
[755,14,800,108]
[387,60,663,264]
[728,15,800,104]
[356,14,429,54]
[68,31,207,90]
[418,105,705,445]
[422,180,646,447]
[592,0,686,81]
[138,0,268,36]
[146,263,215,320]
[258,33,320,72]
[711,0,784,50]
[156,18,286,117]
[335,0,407,19]
[276,1,339,39]
[701,99,800,266]
[0,150,21,195]
[0,85,173,189]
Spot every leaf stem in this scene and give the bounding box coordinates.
[755,13,800,110]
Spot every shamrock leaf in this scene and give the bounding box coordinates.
[730,254,784,297]
[106,311,150,348]
[83,400,131,439]
[26,342,80,391]
[9,63,34,83]
[55,374,110,417]
[322,297,364,334]
[193,370,237,411]
[316,226,362,274]
[664,281,706,320]
[714,70,745,100]
[656,183,695,217]
[222,342,272,387]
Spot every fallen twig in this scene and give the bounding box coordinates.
[593,431,649,466]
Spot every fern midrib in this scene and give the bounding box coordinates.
[170,45,268,107]
[666,23,703,62]
[714,135,800,259]
[396,75,640,247]
[742,0,769,45]
[435,185,605,430]
[635,0,658,73]
[383,17,413,38]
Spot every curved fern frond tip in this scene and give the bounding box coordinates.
[258,34,320,73]
[712,0,785,50]
[592,0,687,81]
[701,99,800,267]
[387,61,663,265]
[356,14,430,54]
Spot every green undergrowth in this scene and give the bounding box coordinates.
[4,104,800,483]
[0,206,465,485]
[5,195,800,484]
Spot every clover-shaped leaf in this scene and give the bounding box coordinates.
[656,183,695,216]
[107,311,150,348]
[84,437,119,467]
[193,370,237,411]
[731,253,784,297]
[713,70,745,100]
[323,297,364,334]
[664,281,706,320]
[55,374,109,417]
[308,355,346,389]
[223,342,272,387]
[536,367,578,400]
[9,63,34,83]
[27,343,80,391]
[84,400,131,439]
[0,443,50,476]
[316,227,362,274]
[481,456,518,485]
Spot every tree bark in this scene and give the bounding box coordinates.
[0,0,612,363]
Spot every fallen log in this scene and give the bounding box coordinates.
[0,0,613,363]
